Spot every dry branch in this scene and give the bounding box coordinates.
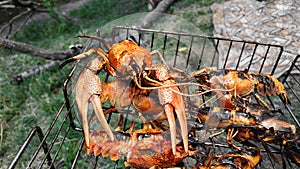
[10,60,59,84]
[0,37,78,60]
[0,0,43,8]
[140,0,176,28]
[5,42,83,84]
[0,8,34,38]
[2,0,175,84]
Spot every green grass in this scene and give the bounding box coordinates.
[0,0,219,167]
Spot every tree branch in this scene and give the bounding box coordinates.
[140,0,176,28]
[10,60,59,84]
[0,8,32,37]
[0,37,79,60]
[11,0,42,8]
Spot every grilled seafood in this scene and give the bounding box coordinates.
[86,128,199,169]
[61,36,190,154]
[233,117,297,145]
[141,64,189,154]
[195,107,261,150]
[194,146,262,169]
[233,119,300,167]
[97,64,189,154]
[60,39,154,148]
[214,147,261,169]
[191,67,290,110]
[215,109,300,167]
[61,34,295,168]
[195,107,299,148]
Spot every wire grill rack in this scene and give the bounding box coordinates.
[8,26,300,169]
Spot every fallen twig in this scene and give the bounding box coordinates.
[8,44,83,84]
[140,0,176,28]
[10,60,59,84]
[0,38,80,60]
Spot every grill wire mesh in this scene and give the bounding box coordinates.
[8,26,300,169]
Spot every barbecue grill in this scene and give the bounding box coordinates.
[8,26,300,169]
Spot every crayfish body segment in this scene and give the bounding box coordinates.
[196,107,259,130]
[213,147,262,169]
[87,129,199,169]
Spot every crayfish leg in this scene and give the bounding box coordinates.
[226,128,242,151]
[253,93,271,110]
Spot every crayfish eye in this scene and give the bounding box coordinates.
[238,72,246,79]
[137,133,151,140]
[246,147,259,156]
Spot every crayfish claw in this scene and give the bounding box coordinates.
[164,104,177,155]
[90,95,114,141]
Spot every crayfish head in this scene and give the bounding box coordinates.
[108,40,152,77]
[152,64,170,81]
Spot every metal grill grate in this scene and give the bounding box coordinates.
[8,26,300,169]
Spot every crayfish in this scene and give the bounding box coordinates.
[190,67,290,110]
[195,107,300,168]
[61,36,189,154]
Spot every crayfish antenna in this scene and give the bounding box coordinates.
[77,34,111,50]
[59,57,78,69]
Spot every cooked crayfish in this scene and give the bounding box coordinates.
[60,39,153,148]
[86,128,199,169]
[233,117,300,168]
[197,107,300,167]
[139,64,189,154]
[194,106,262,150]
[190,67,290,110]
[61,36,190,154]
[99,64,190,155]
[196,107,260,130]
